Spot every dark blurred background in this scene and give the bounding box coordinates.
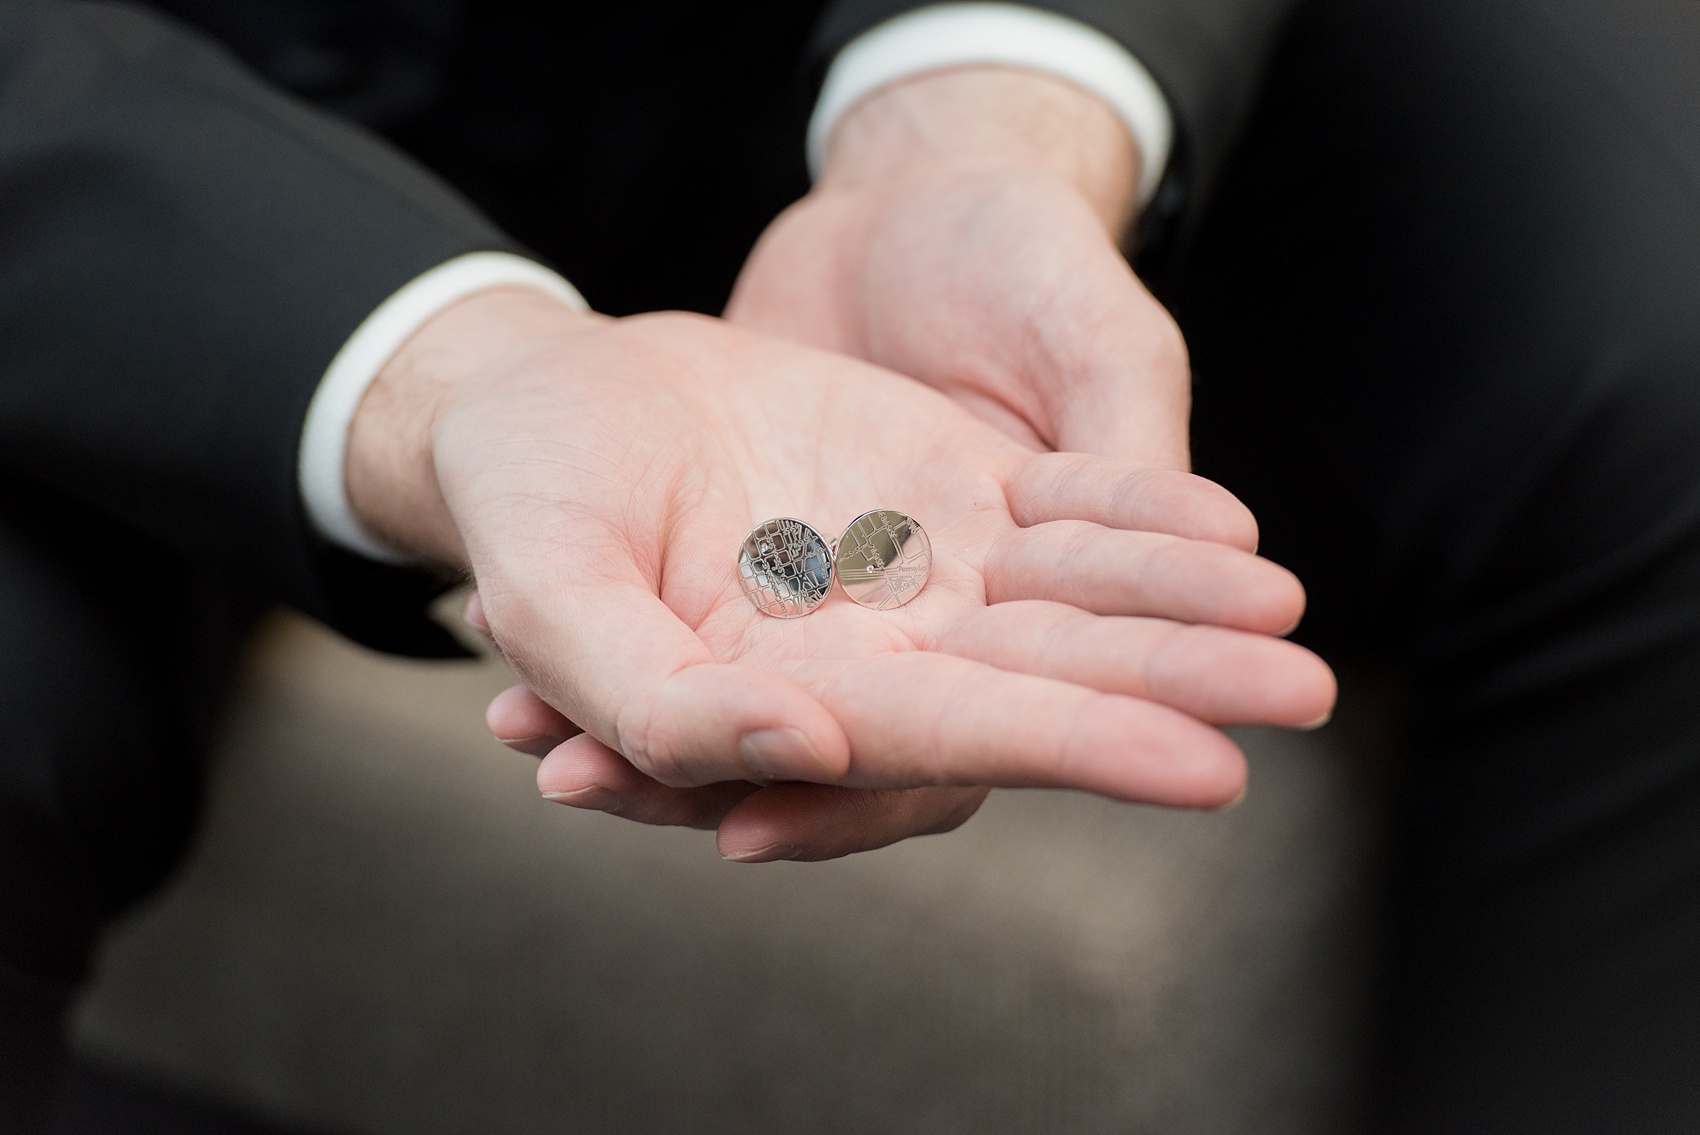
[152,0,816,316]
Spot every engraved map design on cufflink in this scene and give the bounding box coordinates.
[738,518,835,618]
[834,510,932,610]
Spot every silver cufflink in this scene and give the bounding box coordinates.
[737,510,931,618]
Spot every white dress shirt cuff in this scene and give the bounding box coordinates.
[808,2,1174,207]
[297,250,588,564]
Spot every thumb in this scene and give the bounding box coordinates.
[1047,305,1192,469]
[1010,242,1193,468]
[482,572,850,788]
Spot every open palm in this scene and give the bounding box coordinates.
[398,296,1333,859]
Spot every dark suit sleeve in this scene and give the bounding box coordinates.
[811,0,1297,221]
[0,0,526,654]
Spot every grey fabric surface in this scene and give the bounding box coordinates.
[69,611,1393,1135]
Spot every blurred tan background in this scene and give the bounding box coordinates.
[63,608,1396,1134]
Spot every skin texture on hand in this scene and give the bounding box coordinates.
[727,67,1191,468]
[347,289,1334,862]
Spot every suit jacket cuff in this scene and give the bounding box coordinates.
[807,3,1173,206]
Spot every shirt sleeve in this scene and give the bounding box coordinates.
[811,0,1300,224]
[807,3,1174,207]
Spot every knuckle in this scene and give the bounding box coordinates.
[614,699,683,785]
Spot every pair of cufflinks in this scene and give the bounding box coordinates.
[737,510,932,619]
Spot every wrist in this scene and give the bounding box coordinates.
[345,287,605,569]
[818,67,1139,235]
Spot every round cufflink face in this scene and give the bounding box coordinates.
[834,510,932,610]
[738,518,835,618]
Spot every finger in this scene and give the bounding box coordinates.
[813,652,1247,807]
[934,601,1336,727]
[485,575,850,788]
[982,520,1305,633]
[537,734,759,829]
[464,588,492,637]
[1007,452,1259,551]
[716,784,990,863]
[487,684,584,757]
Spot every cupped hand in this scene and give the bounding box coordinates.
[350,288,1334,862]
[727,68,1191,468]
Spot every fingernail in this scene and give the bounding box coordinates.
[542,786,624,814]
[722,842,802,864]
[738,728,821,779]
[1220,786,1249,811]
[1298,710,1332,731]
[498,734,568,758]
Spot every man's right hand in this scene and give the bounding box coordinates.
[729,68,1189,469]
[346,289,1334,861]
